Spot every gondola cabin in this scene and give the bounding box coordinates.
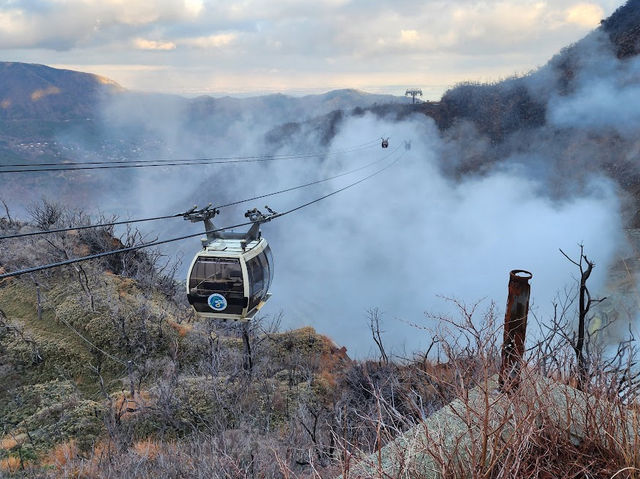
[183,206,275,321]
[186,236,273,321]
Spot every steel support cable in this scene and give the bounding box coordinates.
[0,155,333,173]
[0,140,379,173]
[0,145,400,241]
[214,144,401,209]
[0,139,379,169]
[0,149,405,280]
[0,213,183,241]
[270,149,404,218]
[58,313,130,367]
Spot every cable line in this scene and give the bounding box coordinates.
[200,145,401,209]
[0,146,399,241]
[0,212,182,241]
[0,139,378,169]
[0,140,379,174]
[0,220,255,279]
[0,149,405,280]
[271,150,403,217]
[57,312,130,367]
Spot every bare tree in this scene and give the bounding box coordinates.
[0,308,42,364]
[560,245,606,388]
[242,322,253,374]
[0,198,15,227]
[26,199,64,230]
[367,307,388,365]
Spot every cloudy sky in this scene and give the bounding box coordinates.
[0,0,625,97]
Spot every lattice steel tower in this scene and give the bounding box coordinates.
[405,88,423,104]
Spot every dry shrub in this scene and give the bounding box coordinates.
[132,438,162,460]
[73,243,91,257]
[113,389,151,417]
[51,433,291,479]
[44,439,78,469]
[0,436,18,450]
[115,276,138,298]
[318,369,337,389]
[0,456,21,473]
[338,299,640,479]
[168,320,193,338]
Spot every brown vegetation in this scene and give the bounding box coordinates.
[1,204,639,478]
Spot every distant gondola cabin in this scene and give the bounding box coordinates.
[186,236,273,321]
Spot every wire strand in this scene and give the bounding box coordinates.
[0,145,397,240]
[0,140,378,174]
[57,312,130,367]
[272,148,404,217]
[0,148,405,280]
[0,213,180,240]
[0,139,379,168]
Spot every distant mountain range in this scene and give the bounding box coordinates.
[0,61,412,123]
[0,62,123,121]
[3,0,639,135]
[0,61,415,207]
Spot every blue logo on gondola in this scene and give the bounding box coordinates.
[208,293,227,311]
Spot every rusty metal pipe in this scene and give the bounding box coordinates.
[499,269,533,392]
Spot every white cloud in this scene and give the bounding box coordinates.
[0,8,37,48]
[0,0,624,94]
[184,0,204,17]
[399,29,420,45]
[451,2,549,32]
[181,33,237,49]
[0,0,206,49]
[548,49,640,136]
[64,0,204,24]
[565,3,605,27]
[0,8,27,34]
[133,38,177,51]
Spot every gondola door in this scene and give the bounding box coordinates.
[187,256,247,317]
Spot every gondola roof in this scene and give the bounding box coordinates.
[202,236,263,255]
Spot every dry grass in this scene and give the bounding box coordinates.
[168,320,193,337]
[0,437,18,450]
[3,292,638,478]
[132,439,162,460]
[0,456,21,473]
[337,300,640,479]
[44,440,78,469]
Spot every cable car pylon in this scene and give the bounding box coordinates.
[184,204,276,321]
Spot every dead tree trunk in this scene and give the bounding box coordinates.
[31,275,42,322]
[560,245,605,389]
[368,307,388,365]
[242,323,253,374]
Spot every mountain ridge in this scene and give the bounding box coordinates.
[0,61,411,124]
[0,62,123,120]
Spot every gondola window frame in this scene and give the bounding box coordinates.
[188,256,247,316]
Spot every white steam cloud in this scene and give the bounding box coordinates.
[261,114,623,357]
[548,37,640,136]
[43,29,637,358]
[99,107,625,358]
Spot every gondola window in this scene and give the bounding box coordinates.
[188,257,246,315]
